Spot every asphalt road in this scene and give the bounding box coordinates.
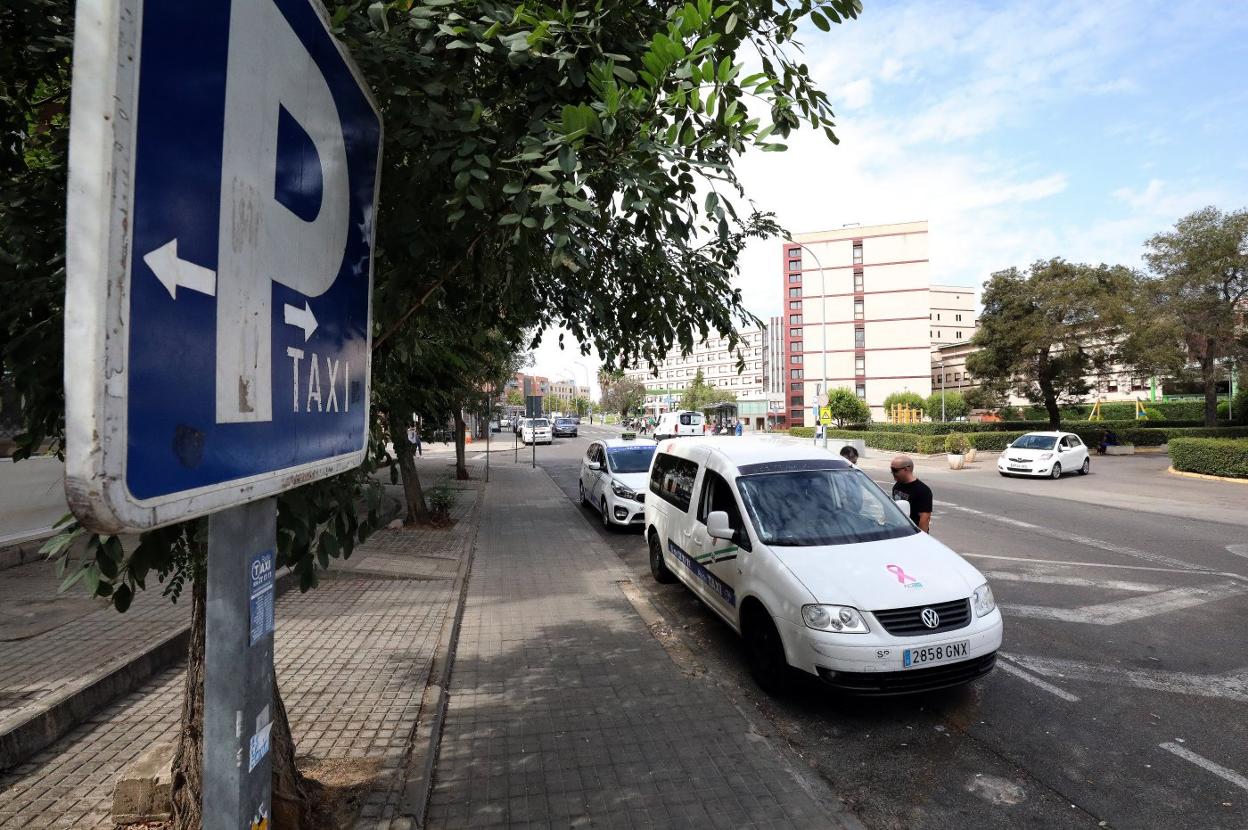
[515,424,1248,830]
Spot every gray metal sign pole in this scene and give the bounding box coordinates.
[204,498,278,830]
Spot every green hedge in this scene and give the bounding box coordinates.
[788,427,815,438]
[1169,438,1248,479]
[789,425,1248,453]
[1022,400,1212,421]
[864,419,1224,435]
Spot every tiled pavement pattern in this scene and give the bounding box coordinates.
[426,464,848,829]
[0,478,479,829]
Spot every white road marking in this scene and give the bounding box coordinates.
[938,501,1207,571]
[1002,583,1248,625]
[996,657,1081,702]
[965,553,1246,581]
[983,570,1169,593]
[1159,742,1248,793]
[1228,544,1248,560]
[1003,653,1248,703]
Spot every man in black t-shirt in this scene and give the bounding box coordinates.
[890,454,933,532]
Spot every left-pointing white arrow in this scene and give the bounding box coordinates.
[283,301,318,342]
[143,239,217,299]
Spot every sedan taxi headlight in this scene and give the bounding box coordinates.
[972,582,996,617]
[611,481,635,499]
[1038,452,1053,460]
[801,604,870,634]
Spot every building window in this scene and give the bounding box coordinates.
[790,395,803,405]
[854,300,864,320]
[790,368,803,379]
[789,287,800,298]
[789,328,801,338]
[855,356,865,373]
[791,341,802,352]
[854,327,865,348]
[790,354,802,364]
[956,314,962,321]
[788,273,800,284]
[855,383,866,399]
[955,331,962,339]
[788,300,802,310]
[852,243,863,265]
[936,313,941,321]
[788,260,801,272]
[789,314,802,324]
[790,382,802,391]
[790,409,804,421]
[1131,378,1146,391]
[854,271,863,292]
[936,330,941,339]
[945,374,952,383]
[1107,382,1119,392]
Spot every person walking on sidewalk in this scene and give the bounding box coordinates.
[408,423,422,457]
[889,454,932,532]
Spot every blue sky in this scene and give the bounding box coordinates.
[531,0,1248,386]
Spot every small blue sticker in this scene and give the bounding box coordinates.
[249,549,275,646]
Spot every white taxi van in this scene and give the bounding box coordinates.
[654,410,704,441]
[644,438,1002,695]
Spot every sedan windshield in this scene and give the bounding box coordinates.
[1011,435,1056,450]
[607,446,656,474]
[532,419,549,428]
[736,468,916,546]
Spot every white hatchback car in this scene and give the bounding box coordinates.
[644,438,1002,695]
[520,418,552,445]
[580,437,658,528]
[997,431,1090,479]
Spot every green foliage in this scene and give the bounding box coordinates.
[1135,206,1248,426]
[788,427,815,438]
[1232,388,1248,424]
[944,432,970,454]
[824,387,870,427]
[601,375,647,416]
[924,390,969,420]
[967,259,1139,427]
[962,385,1005,412]
[679,369,737,411]
[1169,438,1248,479]
[427,481,456,517]
[882,391,924,415]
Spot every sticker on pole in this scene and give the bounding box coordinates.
[249,549,275,646]
[64,0,383,533]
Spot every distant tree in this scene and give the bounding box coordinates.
[967,259,1136,428]
[824,387,870,427]
[601,375,646,418]
[679,369,737,411]
[962,385,1005,412]
[882,391,925,418]
[506,390,524,408]
[1128,207,1248,426]
[924,390,969,420]
[572,396,590,416]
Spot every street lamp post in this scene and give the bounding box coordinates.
[940,354,946,422]
[791,240,829,448]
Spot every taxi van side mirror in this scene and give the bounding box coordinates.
[587,461,601,471]
[706,510,734,540]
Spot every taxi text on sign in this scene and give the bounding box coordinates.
[65,0,383,533]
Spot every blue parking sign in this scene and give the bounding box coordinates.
[65,0,383,533]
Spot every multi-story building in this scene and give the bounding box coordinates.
[504,373,550,397]
[782,221,934,424]
[548,379,590,410]
[623,326,771,428]
[929,285,977,344]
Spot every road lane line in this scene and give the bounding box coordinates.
[982,570,1169,593]
[1228,544,1248,560]
[938,501,1211,572]
[1002,583,1248,625]
[964,553,1248,582]
[996,657,1080,702]
[1159,743,1248,793]
[1003,653,1248,703]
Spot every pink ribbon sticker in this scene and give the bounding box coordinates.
[887,564,917,584]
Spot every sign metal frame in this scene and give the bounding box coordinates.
[64,0,383,534]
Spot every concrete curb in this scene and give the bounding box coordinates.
[0,494,403,773]
[395,480,482,829]
[1167,466,1248,485]
[0,532,56,573]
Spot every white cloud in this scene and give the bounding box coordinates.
[838,78,874,110]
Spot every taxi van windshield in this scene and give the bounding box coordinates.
[736,467,916,546]
[607,445,655,474]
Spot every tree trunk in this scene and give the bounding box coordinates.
[1036,351,1060,428]
[1202,355,1219,427]
[453,410,470,480]
[170,578,314,830]
[389,408,430,523]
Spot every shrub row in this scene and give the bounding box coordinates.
[790,426,1248,453]
[1169,438,1248,479]
[1019,400,1210,421]
[855,419,1222,436]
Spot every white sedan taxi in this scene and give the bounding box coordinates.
[644,438,1002,695]
[997,431,1090,479]
[579,436,657,528]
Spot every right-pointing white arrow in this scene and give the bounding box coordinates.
[283,301,318,341]
[143,239,216,299]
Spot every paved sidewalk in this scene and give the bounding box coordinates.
[0,471,480,829]
[426,463,856,829]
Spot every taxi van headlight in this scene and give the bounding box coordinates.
[972,582,996,617]
[611,481,636,499]
[802,604,870,634]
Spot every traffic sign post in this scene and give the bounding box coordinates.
[65,0,382,826]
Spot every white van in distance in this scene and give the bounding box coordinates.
[643,437,1003,695]
[654,410,704,441]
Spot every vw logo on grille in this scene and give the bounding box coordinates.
[920,608,940,629]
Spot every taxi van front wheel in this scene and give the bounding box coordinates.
[648,531,676,584]
[743,604,792,695]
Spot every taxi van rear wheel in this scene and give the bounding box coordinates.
[743,606,792,695]
[648,531,676,584]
